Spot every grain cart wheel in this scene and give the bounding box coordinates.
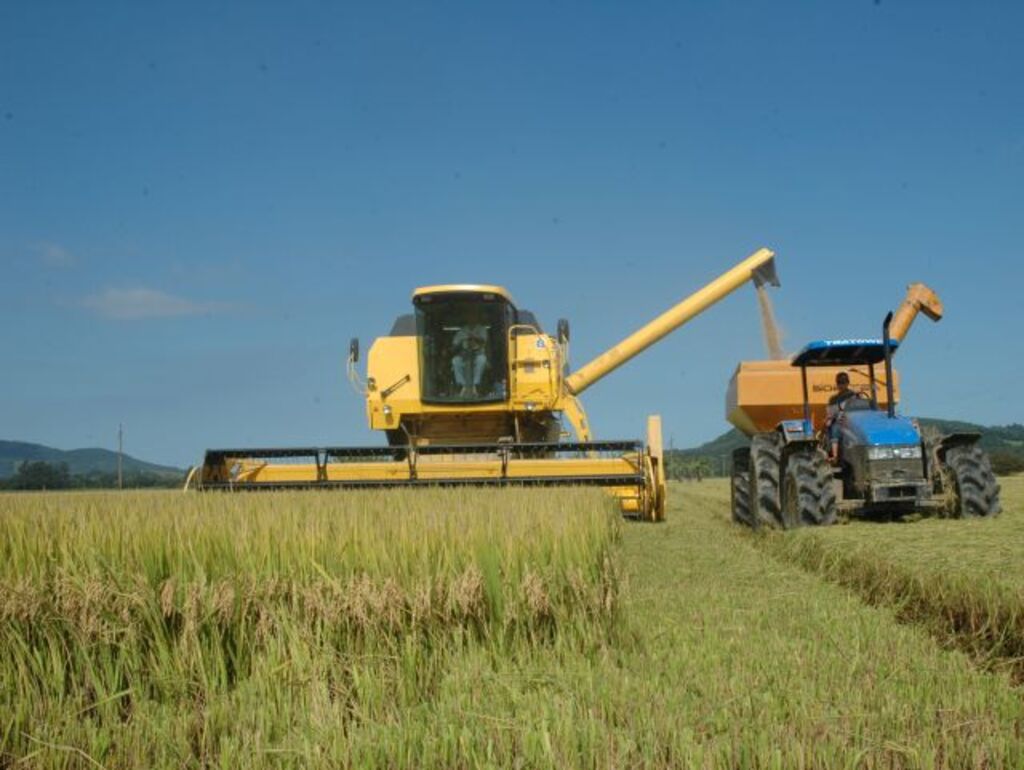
[781,449,837,528]
[730,448,755,528]
[731,470,754,527]
[942,445,1002,517]
[748,433,783,528]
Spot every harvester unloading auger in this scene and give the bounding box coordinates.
[187,247,780,520]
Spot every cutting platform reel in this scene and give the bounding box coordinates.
[187,416,666,521]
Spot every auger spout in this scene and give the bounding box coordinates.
[889,282,943,342]
[564,247,778,396]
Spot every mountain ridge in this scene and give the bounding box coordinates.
[0,440,183,479]
[5,420,1022,481]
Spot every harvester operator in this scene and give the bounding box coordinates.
[452,315,489,397]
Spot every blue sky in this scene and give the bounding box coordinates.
[2,1,1022,467]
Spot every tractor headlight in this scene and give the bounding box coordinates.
[867,445,921,461]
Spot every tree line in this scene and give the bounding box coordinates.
[664,449,1024,480]
[7,451,1019,491]
[664,452,719,481]
[0,461,184,490]
[990,451,1024,477]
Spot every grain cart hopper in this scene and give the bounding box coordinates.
[188,247,780,521]
[727,283,944,434]
[727,293,1000,528]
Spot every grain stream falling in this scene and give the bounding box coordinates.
[756,282,785,360]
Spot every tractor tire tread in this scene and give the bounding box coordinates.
[731,470,754,528]
[750,434,783,528]
[783,449,837,528]
[945,445,1001,518]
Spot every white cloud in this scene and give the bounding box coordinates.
[81,288,227,320]
[33,241,76,268]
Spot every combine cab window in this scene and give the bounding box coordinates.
[415,295,511,404]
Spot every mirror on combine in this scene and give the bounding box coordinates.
[349,337,360,363]
[557,318,570,344]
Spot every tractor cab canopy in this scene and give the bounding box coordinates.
[791,338,899,368]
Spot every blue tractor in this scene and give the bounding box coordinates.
[731,313,1001,528]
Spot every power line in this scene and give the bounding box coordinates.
[117,423,123,490]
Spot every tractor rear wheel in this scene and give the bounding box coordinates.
[781,449,837,528]
[731,469,754,528]
[749,434,783,528]
[943,445,1001,517]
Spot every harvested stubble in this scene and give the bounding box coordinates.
[755,473,1024,680]
[618,481,1024,769]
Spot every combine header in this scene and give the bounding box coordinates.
[188,247,780,520]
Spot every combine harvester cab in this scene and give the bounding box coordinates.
[728,298,1001,528]
[190,247,782,521]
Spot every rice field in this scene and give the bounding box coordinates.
[2,478,1023,768]
[756,474,1024,681]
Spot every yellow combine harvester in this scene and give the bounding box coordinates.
[188,247,779,520]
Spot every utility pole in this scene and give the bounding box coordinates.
[117,423,124,490]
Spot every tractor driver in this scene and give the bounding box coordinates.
[825,371,856,462]
[451,311,489,398]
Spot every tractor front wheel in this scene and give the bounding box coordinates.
[781,449,837,528]
[943,445,1001,518]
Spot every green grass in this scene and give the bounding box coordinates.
[3,482,1024,768]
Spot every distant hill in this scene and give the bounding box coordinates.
[0,440,183,480]
[669,420,1024,476]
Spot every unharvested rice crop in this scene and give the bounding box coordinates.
[1,487,619,768]
[3,479,1024,769]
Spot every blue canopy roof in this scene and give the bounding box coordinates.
[791,338,899,367]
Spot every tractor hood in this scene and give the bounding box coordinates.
[842,410,920,447]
